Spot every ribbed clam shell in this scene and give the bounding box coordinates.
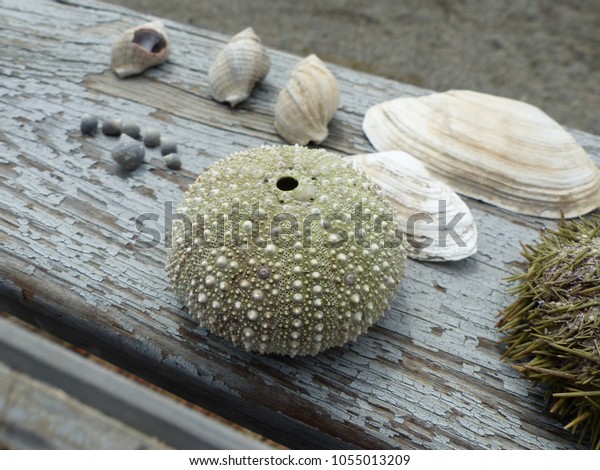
[363,90,600,219]
[274,54,339,145]
[208,27,271,107]
[350,151,478,262]
[111,21,170,78]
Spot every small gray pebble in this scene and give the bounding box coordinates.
[143,128,161,148]
[160,139,178,156]
[122,121,141,139]
[163,153,182,170]
[80,114,98,135]
[102,118,122,136]
[112,136,145,171]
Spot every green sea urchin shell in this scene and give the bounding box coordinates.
[498,216,600,449]
[167,145,406,356]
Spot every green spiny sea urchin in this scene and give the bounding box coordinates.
[167,145,406,356]
[498,216,600,448]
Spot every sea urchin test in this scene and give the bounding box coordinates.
[167,146,406,356]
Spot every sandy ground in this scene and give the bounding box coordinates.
[106,0,599,134]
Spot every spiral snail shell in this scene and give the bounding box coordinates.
[208,27,271,107]
[111,21,170,78]
[274,55,339,145]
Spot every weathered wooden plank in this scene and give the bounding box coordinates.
[0,318,271,449]
[0,361,169,449]
[0,0,598,449]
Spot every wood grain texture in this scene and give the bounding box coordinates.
[1,0,599,449]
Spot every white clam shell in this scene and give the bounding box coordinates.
[350,151,478,262]
[208,27,271,107]
[363,90,600,219]
[274,54,340,145]
[111,21,170,78]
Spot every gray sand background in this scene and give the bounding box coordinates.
[107,0,599,133]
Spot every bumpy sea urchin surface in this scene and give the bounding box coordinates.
[167,145,406,356]
[498,216,600,449]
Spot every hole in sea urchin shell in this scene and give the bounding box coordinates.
[276,176,299,191]
[133,29,167,53]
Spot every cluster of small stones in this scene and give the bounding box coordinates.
[79,114,181,171]
[167,145,406,356]
[498,216,600,449]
